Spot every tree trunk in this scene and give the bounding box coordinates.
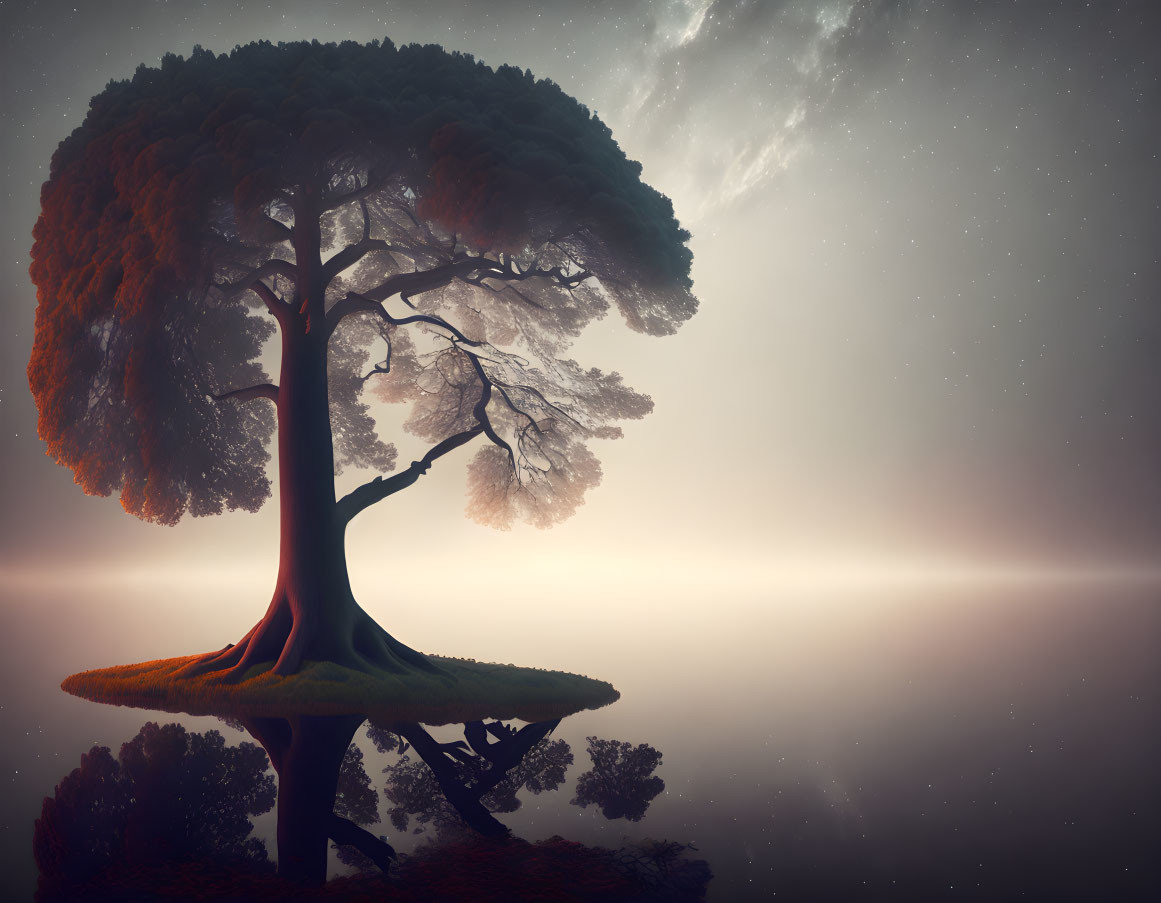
[181,180,438,680]
[261,308,360,673]
[243,714,366,886]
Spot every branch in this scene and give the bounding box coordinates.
[214,259,297,297]
[465,353,517,467]
[462,261,592,293]
[210,383,279,405]
[321,238,409,288]
[326,254,593,336]
[261,215,293,240]
[322,171,388,211]
[214,259,296,323]
[463,720,559,770]
[336,425,484,527]
[328,815,395,873]
[249,281,288,323]
[463,720,559,801]
[326,289,487,345]
[493,377,582,429]
[360,255,502,304]
[392,723,509,837]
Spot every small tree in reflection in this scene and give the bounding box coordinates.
[334,742,379,827]
[571,737,664,821]
[34,722,275,896]
[331,741,389,874]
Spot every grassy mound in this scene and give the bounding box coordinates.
[61,655,619,724]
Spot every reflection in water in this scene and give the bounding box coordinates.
[372,720,574,842]
[34,722,276,897]
[34,715,709,901]
[572,736,666,821]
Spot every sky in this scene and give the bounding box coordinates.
[1,0,1160,597]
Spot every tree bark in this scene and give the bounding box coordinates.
[180,179,438,680]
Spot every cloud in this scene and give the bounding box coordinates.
[585,0,859,222]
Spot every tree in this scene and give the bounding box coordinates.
[379,720,572,841]
[34,722,274,895]
[29,39,697,680]
[571,737,665,821]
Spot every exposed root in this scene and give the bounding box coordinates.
[174,623,257,679]
[372,620,448,675]
[271,619,307,676]
[174,600,448,684]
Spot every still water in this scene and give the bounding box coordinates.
[2,580,1159,900]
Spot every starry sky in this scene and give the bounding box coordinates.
[2,0,1160,594]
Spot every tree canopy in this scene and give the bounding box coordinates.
[29,39,697,528]
[34,722,274,891]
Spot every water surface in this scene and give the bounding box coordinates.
[3,580,1158,900]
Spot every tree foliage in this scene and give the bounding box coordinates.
[29,39,696,528]
[571,737,665,822]
[34,722,275,892]
[377,725,573,841]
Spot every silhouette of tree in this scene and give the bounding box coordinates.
[366,721,403,755]
[479,722,573,812]
[29,39,697,679]
[33,722,274,897]
[571,737,664,821]
[33,715,707,898]
[331,741,393,874]
[380,720,571,840]
[334,742,379,826]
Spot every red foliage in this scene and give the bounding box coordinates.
[420,123,530,253]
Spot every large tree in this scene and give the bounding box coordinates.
[29,39,696,681]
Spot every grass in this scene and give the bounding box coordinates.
[61,655,620,724]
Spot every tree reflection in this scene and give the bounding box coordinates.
[379,719,573,840]
[34,722,275,899]
[34,715,710,900]
[572,736,665,821]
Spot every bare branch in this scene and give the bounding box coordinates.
[492,383,542,436]
[361,333,393,383]
[214,259,297,298]
[322,171,388,211]
[359,198,371,242]
[361,255,502,303]
[322,238,410,288]
[261,215,293,240]
[492,377,583,428]
[210,383,279,404]
[249,281,288,323]
[336,425,484,526]
[328,814,395,874]
[326,290,486,346]
[214,259,296,324]
[464,353,517,468]
[326,249,596,337]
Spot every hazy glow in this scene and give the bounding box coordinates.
[6,559,1161,597]
[1,7,1158,900]
[2,1,1160,611]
